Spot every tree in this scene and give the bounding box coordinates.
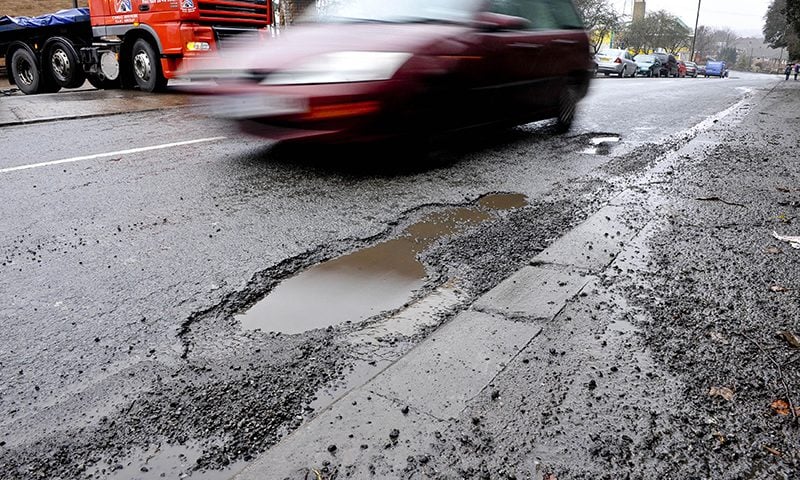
[718,46,738,65]
[652,11,692,53]
[620,16,656,53]
[693,26,716,60]
[619,10,690,54]
[764,0,788,49]
[574,0,622,53]
[763,0,800,59]
[712,28,739,51]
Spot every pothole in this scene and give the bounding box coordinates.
[236,193,528,334]
[582,135,621,155]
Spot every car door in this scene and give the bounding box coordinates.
[475,0,558,121]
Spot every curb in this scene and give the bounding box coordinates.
[0,105,186,128]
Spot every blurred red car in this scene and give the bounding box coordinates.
[677,61,687,78]
[183,0,592,145]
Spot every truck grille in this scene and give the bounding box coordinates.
[213,27,262,50]
[198,0,270,27]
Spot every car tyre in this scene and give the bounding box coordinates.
[130,38,167,92]
[555,85,578,134]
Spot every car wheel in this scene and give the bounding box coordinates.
[130,38,167,92]
[555,85,578,134]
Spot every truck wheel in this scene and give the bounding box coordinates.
[46,38,86,89]
[130,38,167,92]
[10,48,43,95]
[87,74,121,90]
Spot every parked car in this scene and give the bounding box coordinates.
[677,61,687,78]
[697,64,707,76]
[705,61,729,78]
[684,61,699,77]
[633,54,661,77]
[183,0,593,145]
[595,48,637,77]
[652,52,678,77]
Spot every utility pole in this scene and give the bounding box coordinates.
[72,0,79,7]
[690,0,701,62]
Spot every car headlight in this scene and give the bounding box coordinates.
[260,51,413,86]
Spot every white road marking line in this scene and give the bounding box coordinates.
[0,136,227,174]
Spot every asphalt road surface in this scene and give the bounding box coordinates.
[0,72,780,479]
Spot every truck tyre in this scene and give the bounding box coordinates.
[87,74,121,90]
[130,38,167,92]
[45,38,86,89]
[10,48,61,95]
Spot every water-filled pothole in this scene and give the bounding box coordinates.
[237,193,528,334]
[582,135,621,155]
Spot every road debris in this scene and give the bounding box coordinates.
[708,386,735,401]
[772,231,800,249]
[695,196,746,207]
[769,399,800,416]
[769,285,792,293]
[763,445,783,457]
[777,331,800,349]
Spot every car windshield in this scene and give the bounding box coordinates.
[634,55,655,62]
[303,0,484,24]
[599,49,623,57]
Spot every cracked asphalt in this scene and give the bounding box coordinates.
[0,72,789,479]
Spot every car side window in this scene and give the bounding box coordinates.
[542,0,584,29]
[488,0,523,18]
[487,0,582,30]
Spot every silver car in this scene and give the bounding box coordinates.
[595,48,637,78]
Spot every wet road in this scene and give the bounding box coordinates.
[0,72,779,478]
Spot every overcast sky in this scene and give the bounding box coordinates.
[610,0,771,37]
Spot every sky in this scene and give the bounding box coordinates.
[610,0,771,37]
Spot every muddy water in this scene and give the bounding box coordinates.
[237,193,528,334]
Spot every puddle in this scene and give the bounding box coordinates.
[237,193,528,334]
[582,135,621,155]
[85,441,247,480]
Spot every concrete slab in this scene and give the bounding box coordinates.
[0,84,195,126]
[367,310,542,420]
[0,80,201,126]
[473,265,594,320]
[533,205,643,272]
[232,389,446,480]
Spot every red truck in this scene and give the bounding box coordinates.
[0,0,272,94]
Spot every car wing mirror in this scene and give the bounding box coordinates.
[474,12,532,31]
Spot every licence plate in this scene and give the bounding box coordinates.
[599,57,611,62]
[210,94,308,119]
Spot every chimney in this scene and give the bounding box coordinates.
[633,0,646,21]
